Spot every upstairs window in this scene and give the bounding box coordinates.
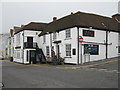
[43,35,46,43]
[16,33,20,46]
[118,33,120,41]
[65,29,71,38]
[53,32,57,40]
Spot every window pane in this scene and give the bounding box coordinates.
[46,46,49,56]
[66,29,71,38]
[119,46,120,53]
[43,35,46,43]
[53,32,57,40]
[66,44,71,56]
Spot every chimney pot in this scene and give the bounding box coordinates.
[53,17,57,21]
[112,14,120,22]
[71,12,73,14]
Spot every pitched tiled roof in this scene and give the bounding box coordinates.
[10,29,14,37]
[14,26,21,34]
[14,22,48,34]
[39,11,120,36]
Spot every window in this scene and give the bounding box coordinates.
[43,35,46,43]
[66,44,71,56]
[72,49,76,55]
[84,44,99,55]
[83,30,95,37]
[15,50,20,59]
[118,46,120,53]
[118,33,120,41]
[16,33,20,46]
[65,29,71,38]
[53,32,57,40]
[27,50,29,61]
[46,46,50,56]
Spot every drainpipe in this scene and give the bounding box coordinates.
[23,31,24,64]
[77,27,79,65]
[106,31,108,59]
[50,33,52,58]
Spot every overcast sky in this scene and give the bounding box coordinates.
[0,0,119,34]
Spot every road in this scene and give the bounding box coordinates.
[2,58,119,88]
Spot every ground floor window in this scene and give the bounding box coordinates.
[46,46,50,56]
[15,50,21,59]
[66,44,71,56]
[118,46,120,53]
[84,44,99,55]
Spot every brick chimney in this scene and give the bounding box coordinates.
[112,14,120,23]
[53,17,57,21]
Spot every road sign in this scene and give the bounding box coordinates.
[79,36,84,43]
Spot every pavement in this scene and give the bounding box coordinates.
[30,56,120,70]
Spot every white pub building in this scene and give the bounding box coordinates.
[11,11,120,64]
[38,11,120,64]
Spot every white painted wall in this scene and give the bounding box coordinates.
[108,32,119,58]
[58,27,78,64]
[38,34,51,57]
[38,27,78,64]
[79,28,106,63]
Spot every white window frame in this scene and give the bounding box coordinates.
[118,33,120,41]
[65,29,71,39]
[118,46,120,53]
[15,50,20,59]
[46,46,50,56]
[43,35,46,43]
[66,44,71,57]
[53,32,57,41]
[16,33,20,46]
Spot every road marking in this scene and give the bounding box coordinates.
[84,68,119,73]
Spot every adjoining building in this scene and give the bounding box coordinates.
[38,11,120,64]
[0,33,10,59]
[13,22,48,64]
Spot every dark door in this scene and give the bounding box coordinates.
[56,44,60,58]
[29,50,36,64]
[27,37,33,48]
